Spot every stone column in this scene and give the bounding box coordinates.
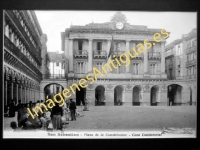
[161,42,165,74]
[106,39,111,56]
[105,89,114,106]
[64,37,69,75]
[144,44,148,74]
[5,24,9,37]
[88,39,93,73]
[20,85,23,103]
[140,85,150,106]
[26,87,28,103]
[158,89,168,106]
[11,82,13,100]
[125,40,130,73]
[16,84,18,101]
[24,87,26,103]
[123,90,132,106]
[4,80,7,106]
[69,38,74,73]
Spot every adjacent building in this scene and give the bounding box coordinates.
[61,12,191,106]
[165,28,197,105]
[3,10,44,106]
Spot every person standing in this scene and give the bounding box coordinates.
[83,99,89,111]
[8,100,15,117]
[16,100,23,125]
[69,99,76,121]
[51,99,63,130]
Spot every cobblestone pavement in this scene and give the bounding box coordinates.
[4,106,196,132]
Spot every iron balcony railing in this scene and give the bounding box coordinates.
[129,51,144,59]
[185,59,196,67]
[42,74,65,79]
[93,50,107,58]
[74,50,88,57]
[148,52,161,59]
[113,51,125,57]
[4,35,42,77]
[186,46,197,54]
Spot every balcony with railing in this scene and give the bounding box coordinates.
[42,74,65,79]
[185,59,196,67]
[175,76,184,80]
[4,35,42,77]
[186,46,197,54]
[148,52,161,59]
[74,73,87,78]
[93,50,107,58]
[74,50,88,58]
[185,74,197,79]
[129,51,144,59]
[112,51,125,57]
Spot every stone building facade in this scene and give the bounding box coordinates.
[165,28,197,105]
[3,10,44,106]
[61,12,192,106]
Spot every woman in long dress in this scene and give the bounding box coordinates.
[51,102,63,130]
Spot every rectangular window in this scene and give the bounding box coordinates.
[193,52,196,60]
[191,66,194,75]
[56,62,59,66]
[77,62,84,73]
[194,66,196,75]
[133,63,139,75]
[97,42,102,51]
[187,68,191,76]
[78,41,83,50]
[96,62,103,72]
[150,64,156,75]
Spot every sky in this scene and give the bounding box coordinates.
[35,11,196,53]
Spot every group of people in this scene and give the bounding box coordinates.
[8,98,89,131]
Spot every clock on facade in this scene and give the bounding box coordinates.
[116,22,124,30]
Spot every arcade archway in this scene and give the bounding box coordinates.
[132,85,142,106]
[76,86,86,106]
[95,85,105,106]
[114,85,124,106]
[150,85,160,106]
[167,84,183,106]
[44,83,64,100]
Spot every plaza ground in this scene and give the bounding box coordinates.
[4,106,196,132]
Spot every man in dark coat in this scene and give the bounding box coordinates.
[69,99,76,121]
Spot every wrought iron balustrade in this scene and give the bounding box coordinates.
[148,52,161,59]
[74,50,88,57]
[129,51,144,59]
[113,51,125,57]
[4,35,42,77]
[185,59,196,67]
[93,50,107,58]
[42,74,65,79]
[186,46,197,54]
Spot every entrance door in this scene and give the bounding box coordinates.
[76,87,86,106]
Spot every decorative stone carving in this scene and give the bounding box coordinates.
[110,12,127,23]
[107,84,113,89]
[88,84,94,89]
[126,84,132,90]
